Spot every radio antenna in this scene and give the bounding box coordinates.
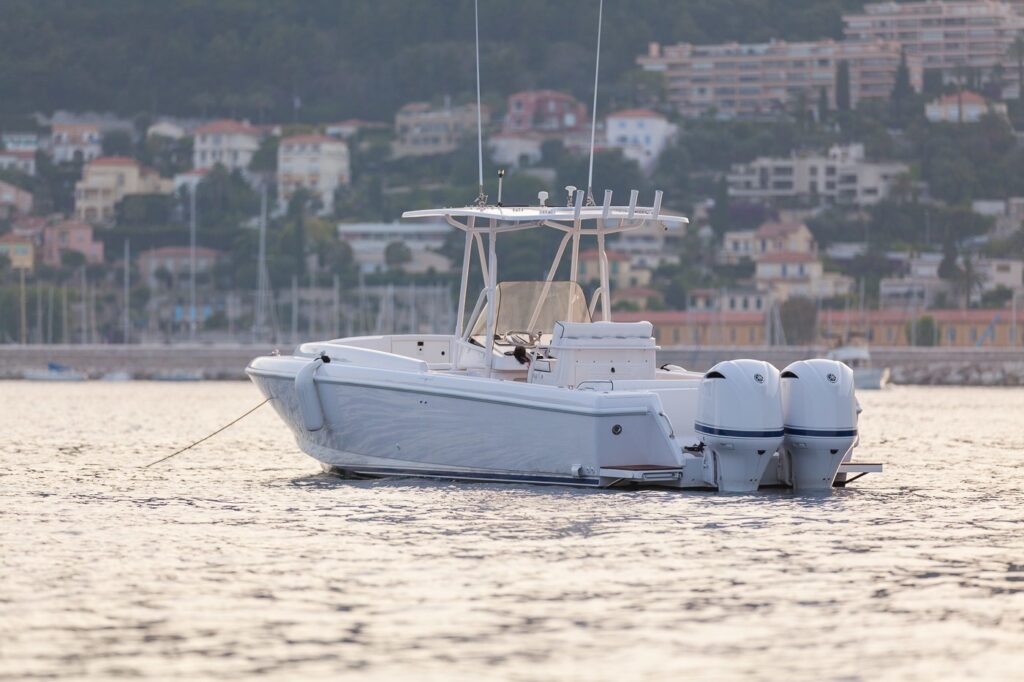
[585,0,604,205]
[473,0,486,205]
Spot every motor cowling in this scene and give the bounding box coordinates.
[780,359,858,491]
[696,360,784,492]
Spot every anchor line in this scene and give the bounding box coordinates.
[143,398,271,468]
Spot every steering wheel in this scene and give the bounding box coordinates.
[504,330,541,347]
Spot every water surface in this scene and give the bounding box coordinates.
[2,383,1022,680]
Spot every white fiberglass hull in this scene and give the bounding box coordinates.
[247,356,685,488]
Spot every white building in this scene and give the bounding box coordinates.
[639,39,920,119]
[147,120,188,140]
[971,197,1024,238]
[1,132,41,152]
[0,150,36,176]
[488,133,544,169]
[50,124,101,163]
[277,134,351,214]
[727,143,909,206]
[605,109,677,172]
[192,119,262,172]
[925,91,1008,123]
[337,221,455,274]
[844,1,1024,86]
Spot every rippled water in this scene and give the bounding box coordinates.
[2,382,1022,680]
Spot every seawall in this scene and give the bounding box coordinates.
[1,344,1023,385]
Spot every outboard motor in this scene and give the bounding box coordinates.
[780,359,858,491]
[696,360,784,493]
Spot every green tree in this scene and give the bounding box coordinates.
[889,50,917,127]
[102,130,134,157]
[835,61,851,112]
[780,297,818,345]
[906,315,936,346]
[384,240,412,269]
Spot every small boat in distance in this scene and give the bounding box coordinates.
[826,339,890,390]
[22,362,88,381]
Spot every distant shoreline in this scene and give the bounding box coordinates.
[2,343,1023,385]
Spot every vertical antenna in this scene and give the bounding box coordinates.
[586,0,604,205]
[474,0,485,204]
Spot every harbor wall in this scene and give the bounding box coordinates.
[1,344,1024,385]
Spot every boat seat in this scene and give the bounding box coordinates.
[530,321,657,386]
[550,321,655,349]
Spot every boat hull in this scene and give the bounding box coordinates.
[853,367,889,390]
[247,357,682,488]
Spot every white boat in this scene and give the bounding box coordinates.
[151,369,204,382]
[826,343,890,390]
[23,362,88,381]
[248,195,882,492]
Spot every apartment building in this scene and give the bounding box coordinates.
[720,220,817,264]
[74,157,174,224]
[393,101,482,157]
[727,143,909,206]
[755,252,854,300]
[277,134,350,214]
[578,250,651,290]
[639,39,922,119]
[192,119,262,172]
[843,1,1024,80]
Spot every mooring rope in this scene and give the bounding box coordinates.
[143,398,271,468]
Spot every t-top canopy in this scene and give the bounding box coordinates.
[402,189,688,234]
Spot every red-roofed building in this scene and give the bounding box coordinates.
[605,108,676,172]
[0,179,33,219]
[193,119,262,172]
[42,220,104,267]
[926,90,1008,123]
[503,90,586,135]
[50,123,101,163]
[75,157,173,224]
[277,134,350,214]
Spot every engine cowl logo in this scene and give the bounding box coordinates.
[754,373,764,384]
[827,372,838,383]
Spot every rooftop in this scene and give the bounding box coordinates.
[194,119,261,136]
[608,108,666,120]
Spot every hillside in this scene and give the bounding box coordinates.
[0,0,869,121]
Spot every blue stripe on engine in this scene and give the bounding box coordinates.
[694,422,785,438]
[339,465,601,486]
[784,426,859,438]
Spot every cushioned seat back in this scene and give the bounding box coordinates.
[551,321,655,349]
